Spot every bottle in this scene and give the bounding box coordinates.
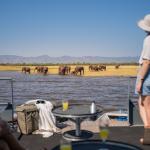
[90,101,96,114]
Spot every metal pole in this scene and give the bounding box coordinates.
[127,76,131,125]
[11,79,14,122]
[75,118,81,136]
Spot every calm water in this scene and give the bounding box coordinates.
[0,71,137,110]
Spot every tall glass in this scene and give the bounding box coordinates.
[62,100,69,111]
[98,117,110,150]
[60,139,72,150]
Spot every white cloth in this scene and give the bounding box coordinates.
[25,99,57,137]
[139,35,150,64]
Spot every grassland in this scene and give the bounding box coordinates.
[0,65,139,77]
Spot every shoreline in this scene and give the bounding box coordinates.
[0,65,138,77]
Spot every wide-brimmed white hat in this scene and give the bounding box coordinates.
[138,14,150,32]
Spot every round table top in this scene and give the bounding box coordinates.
[52,140,142,150]
[52,103,103,118]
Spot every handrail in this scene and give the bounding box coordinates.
[0,77,13,80]
[0,76,138,125]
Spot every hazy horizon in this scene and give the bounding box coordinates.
[0,55,139,64]
[0,54,139,58]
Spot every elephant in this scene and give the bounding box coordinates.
[34,66,48,75]
[42,67,48,75]
[89,65,93,71]
[22,67,31,74]
[58,66,71,75]
[115,65,120,69]
[34,66,41,73]
[71,71,76,75]
[73,66,84,75]
[89,65,100,71]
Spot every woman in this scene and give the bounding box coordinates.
[136,14,150,144]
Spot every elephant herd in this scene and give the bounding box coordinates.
[58,66,84,75]
[22,64,112,76]
[58,66,71,75]
[34,66,48,75]
[22,66,48,75]
[89,65,106,71]
[22,66,85,76]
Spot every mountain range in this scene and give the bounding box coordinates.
[0,55,139,64]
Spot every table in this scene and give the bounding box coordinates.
[52,103,103,141]
[52,140,142,150]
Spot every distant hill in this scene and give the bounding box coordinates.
[0,55,139,64]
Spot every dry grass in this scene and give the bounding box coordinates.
[0,65,139,77]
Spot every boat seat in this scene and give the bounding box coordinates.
[0,103,17,133]
[0,109,13,122]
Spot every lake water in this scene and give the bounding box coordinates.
[0,71,137,110]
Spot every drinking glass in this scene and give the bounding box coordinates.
[62,100,69,111]
[98,117,110,150]
[60,139,72,150]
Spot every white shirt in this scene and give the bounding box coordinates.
[139,35,150,64]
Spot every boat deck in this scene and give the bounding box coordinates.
[1,103,147,149]
[14,126,149,150]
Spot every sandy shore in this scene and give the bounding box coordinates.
[0,65,138,77]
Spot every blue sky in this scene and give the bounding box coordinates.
[0,0,150,57]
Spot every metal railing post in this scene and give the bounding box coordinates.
[127,76,131,126]
[11,79,14,122]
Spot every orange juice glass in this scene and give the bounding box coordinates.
[60,139,72,150]
[62,100,69,111]
[60,144,72,150]
[99,128,109,141]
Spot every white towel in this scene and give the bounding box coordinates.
[25,99,57,137]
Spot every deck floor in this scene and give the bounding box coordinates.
[13,126,150,150]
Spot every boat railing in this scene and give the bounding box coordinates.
[0,76,142,126]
